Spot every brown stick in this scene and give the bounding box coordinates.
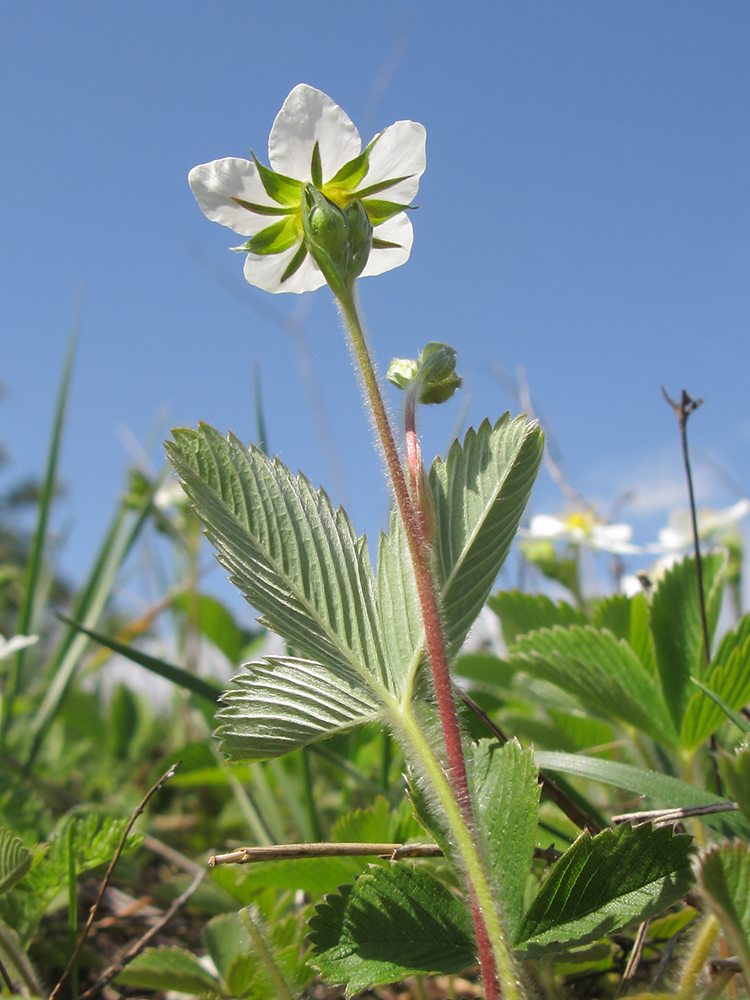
[209,842,445,866]
[77,867,205,1000]
[48,762,181,1000]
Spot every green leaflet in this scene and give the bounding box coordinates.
[432,415,544,659]
[115,945,222,995]
[167,426,390,690]
[0,814,139,947]
[507,625,677,745]
[308,864,476,992]
[649,552,725,728]
[591,592,655,674]
[514,823,694,957]
[470,740,540,941]
[697,843,750,982]
[489,590,586,647]
[0,829,31,896]
[720,741,750,824]
[216,657,383,761]
[681,635,750,749]
[375,511,423,696]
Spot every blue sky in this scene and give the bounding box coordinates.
[2,2,749,612]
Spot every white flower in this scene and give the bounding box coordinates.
[189,84,426,294]
[648,498,750,553]
[0,633,38,660]
[524,510,641,555]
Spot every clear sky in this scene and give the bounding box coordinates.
[2,2,749,612]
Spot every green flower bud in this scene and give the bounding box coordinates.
[301,184,372,297]
[386,342,462,404]
[386,357,420,390]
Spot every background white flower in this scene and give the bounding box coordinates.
[523,510,640,554]
[189,84,426,294]
[648,498,750,553]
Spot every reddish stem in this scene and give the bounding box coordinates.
[338,292,501,996]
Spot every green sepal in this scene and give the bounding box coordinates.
[372,237,402,250]
[280,241,309,284]
[362,199,411,225]
[231,196,296,216]
[355,173,413,199]
[310,141,323,188]
[328,147,371,188]
[251,152,303,206]
[237,217,300,256]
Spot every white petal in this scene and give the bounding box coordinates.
[621,575,645,597]
[699,498,750,535]
[189,158,281,237]
[360,121,427,204]
[0,633,38,660]
[591,523,641,554]
[268,84,361,183]
[242,243,326,294]
[360,213,414,277]
[526,514,567,539]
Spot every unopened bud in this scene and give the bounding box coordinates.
[301,184,372,297]
[386,342,462,404]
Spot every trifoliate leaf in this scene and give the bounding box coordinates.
[515,823,694,957]
[308,864,476,993]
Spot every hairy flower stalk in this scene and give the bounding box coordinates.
[336,287,518,1000]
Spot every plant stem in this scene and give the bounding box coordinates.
[674,913,719,1000]
[337,287,516,1000]
[398,708,518,1000]
[661,388,711,666]
[239,907,295,1000]
[662,388,723,796]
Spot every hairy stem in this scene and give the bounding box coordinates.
[675,914,719,1000]
[337,287,517,1000]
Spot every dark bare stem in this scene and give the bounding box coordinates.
[457,689,603,833]
[49,762,181,1000]
[661,388,711,666]
[662,388,722,795]
[336,288,502,1000]
[0,955,13,994]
